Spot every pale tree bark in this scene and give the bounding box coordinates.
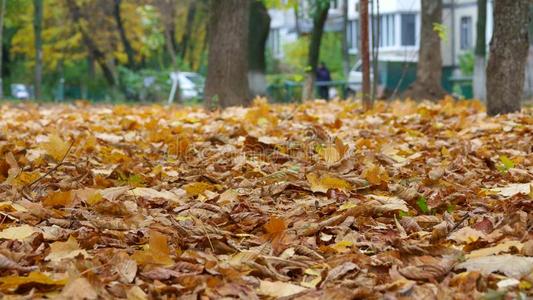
[360,0,371,109]
[0,0,6,99]
[486,0,529,115]
[302,0,330,101]
[371,0,380,102]
[33,0,43,99]
[473,0,486,101]
[248,0,271,97]
[403,0,447,100]
[204,0,250,108]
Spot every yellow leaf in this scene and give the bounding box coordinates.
[184,182,212,197]
[0,225,38,241]
[0,271,67,291]
[322,145,340,165]
[41,134,69,161]
[45,236,89,262]
[331,240,353,253]
[339,202,357,211]
[307,173,351,193]
[132,230,173,266]
[127,285,148,300]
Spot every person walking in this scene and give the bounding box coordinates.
[316,62,331,100]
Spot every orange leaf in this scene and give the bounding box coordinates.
[43,191,73,208]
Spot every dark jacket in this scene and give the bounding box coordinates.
[316,67,331,82]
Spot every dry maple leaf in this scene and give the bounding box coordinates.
[264,216,287,253]
[40,134,70,161]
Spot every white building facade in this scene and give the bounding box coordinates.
[268,0,494,68]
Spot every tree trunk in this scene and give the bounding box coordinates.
[486,0,529,115]
[66,0,117,86]
[164,26,178,68]
[180,1,197,60]
[341,0,349,80]
[204,0,250,108]
[302,0,330,102]
[113,0,136,69]
[360,0,371,109]
[0,0,6,99]
[473,0,486,101]
[403,0,446,100]
[33,0,43,99]
[248,0,271,97]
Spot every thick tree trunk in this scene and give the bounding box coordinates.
[302,0,330,102]
[486,0,529,115]
[360,0,371,109]
[33,0,43,99]
[473,0,486,101]
[403,0,446,100]
[204,0,250,108]
[66,0,117,86]
[248,0,271,97]
[113,0,136,69]
[0,0,6,99]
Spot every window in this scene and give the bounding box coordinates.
[330,0,339,9]
[347,20,359,50]
[460,16,473,49]
[401,13,416,46]
[378,14,395,47]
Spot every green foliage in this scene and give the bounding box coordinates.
[433,23,448,42]
[118,66,171,102]
[458,51,474,76]
[416,196,430,214]
[284,32,345,79]
[497,155,515,173]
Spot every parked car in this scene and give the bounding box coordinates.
[347,61,374,93]
[178,72,205,100]
[11,84,30,100]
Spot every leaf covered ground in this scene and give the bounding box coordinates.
[0,99,532,299]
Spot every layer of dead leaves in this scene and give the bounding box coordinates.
[0,98,531,299]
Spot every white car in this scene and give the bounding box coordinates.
[177,72,205,100]
[11,84,30,100]
[347,61,374,93]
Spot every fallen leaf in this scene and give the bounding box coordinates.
[45,236,90,262]
[448,227,486,244]
[0,225,38,241]
[455,255,533,278]
[59,277,97,300]
[322,145,340,165]
[127,286,148,300]
[489,183,531,197]
[132,230,173,266]
[0,271,67,291]
[41,134,69,161]
[257,280,307,298]
[43,190,73,208]
[184,182,213,197]
[307,173,351,193]
[466,240,523,259]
